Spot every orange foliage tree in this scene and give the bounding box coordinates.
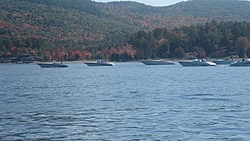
[82,51,92,59]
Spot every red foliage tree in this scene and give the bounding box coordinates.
[10,46,16,52]
[74,51,82,60]
[68,49,75,60]
[54,50,61,60]
[102,48,109,59]
[216,46,227,57]
[193,46,206,58]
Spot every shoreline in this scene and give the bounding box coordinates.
[0,58,242,64]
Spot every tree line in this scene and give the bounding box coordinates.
[128,20,250,60]
[1,20,250,61]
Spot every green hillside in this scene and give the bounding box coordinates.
[165,0,250,20]
[1,0,250,61]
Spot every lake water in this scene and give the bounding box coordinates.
[1,62,250,140]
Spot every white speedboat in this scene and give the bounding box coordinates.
[178,59,216,67]
[37,62,68,68]
[212,59,234,65]
[141,59,175,65]
[229,59,250,67]
[84,60,114,66]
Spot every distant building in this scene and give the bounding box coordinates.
[12,53,42,63]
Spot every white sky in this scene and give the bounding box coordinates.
[93,0,186,6]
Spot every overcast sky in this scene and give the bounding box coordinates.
[93,0,186,6]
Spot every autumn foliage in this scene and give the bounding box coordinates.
[1,0,250,61]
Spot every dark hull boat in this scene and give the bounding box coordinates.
[37,62,68,68]
[141,59,175,65]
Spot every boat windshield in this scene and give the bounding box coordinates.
[97,60,106,63]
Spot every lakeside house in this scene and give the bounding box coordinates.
[0,53,42,63]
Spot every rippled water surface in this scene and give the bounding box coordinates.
[1,62,250,140]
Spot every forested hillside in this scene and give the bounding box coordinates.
[1,0,250,61]
[166,0,250,20]
[128,21,250,60]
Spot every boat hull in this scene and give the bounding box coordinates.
[84,62,114,66]
[212,60,234,65]
[178,60,216,67]
[37,63,68,68]
[141,60,175,65]
[230,60,250,67]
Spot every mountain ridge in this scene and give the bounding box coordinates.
[1,0,250,60]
